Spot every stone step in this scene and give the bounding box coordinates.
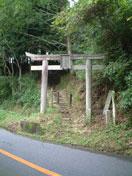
[58,97,65,100]
[53,101,57,104]
[60,108,69,111]
[53,90,72,120]
[60,111,70,114]
[60,108,70,110]
[60,105,70,108]
[71,124,85,128]
[63,118,72,121]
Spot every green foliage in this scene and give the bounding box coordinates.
[0,76,12,102]
[0,0,67,69]
[75,71,85,81]
[13,75,40,108]
[53,115,62,126]
[0,108,39,128]
[119,72,132,111]
[120,88,132,111]
[0,75,40,110]
[18,87,40,108]
[125,71,132,88]
[55,0,132,53]
[46,107,58,114]
[103,61,128,90]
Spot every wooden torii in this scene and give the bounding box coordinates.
[26,52,105,121]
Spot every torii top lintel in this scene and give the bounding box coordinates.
[25,52,105,61]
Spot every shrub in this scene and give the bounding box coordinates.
[18,87,40,107]
[0,76,12,103]
[119,72,132,111]
[15,75,40,108]
[120,88,132,111]
[103,61,128,90]
[125,71,132,88]
[0,75,40,109]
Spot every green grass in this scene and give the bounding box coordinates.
[42,124,132,155]
[0,109,38,128]
[0,103,131,156]
[82,124,132,153]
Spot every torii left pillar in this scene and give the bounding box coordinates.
[40,60,48,113]
[26,52,48,114]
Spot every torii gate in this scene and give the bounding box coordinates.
[26,52,105,121]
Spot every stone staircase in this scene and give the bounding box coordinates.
[52,90,72,122]
[52,90,87,133]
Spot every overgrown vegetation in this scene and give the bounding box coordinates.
[54,0,132,121]
[0,75,40,110]
[0,73,132,155]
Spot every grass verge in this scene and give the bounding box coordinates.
[0,107,131,156]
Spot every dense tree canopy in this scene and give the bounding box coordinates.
[54,0,132,112]
[0,0,67,67]
[54,0,132,54]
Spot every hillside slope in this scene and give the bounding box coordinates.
[0,73,132,155]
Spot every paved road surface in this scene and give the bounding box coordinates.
[0,129,132,176]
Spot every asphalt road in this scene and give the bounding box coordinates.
[0,129,132,176]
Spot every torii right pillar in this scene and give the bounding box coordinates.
[86,59,92,122]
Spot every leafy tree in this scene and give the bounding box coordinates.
[0,0,68,76]
[54,0,132,112]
